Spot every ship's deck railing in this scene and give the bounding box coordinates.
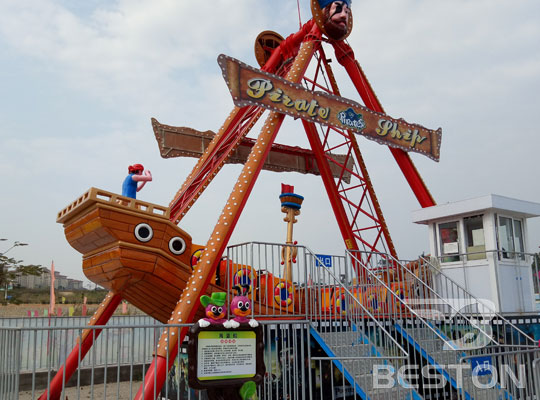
[56,187,170,223]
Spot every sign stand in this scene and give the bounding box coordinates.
[187,323,265,400]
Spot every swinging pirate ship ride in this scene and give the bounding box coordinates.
[47,0,446,399]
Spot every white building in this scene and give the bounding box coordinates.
[412,194,540,314]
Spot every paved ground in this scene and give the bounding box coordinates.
[18,381,145,399]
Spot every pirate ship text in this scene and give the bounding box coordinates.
[376,119,427,149]
[219,54,442,161]
[247,78,330,121]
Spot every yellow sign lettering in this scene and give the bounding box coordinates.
[219,55,441,161]
[410,130,427,148]
[376,120,393,137]
[247,78,273,99]
[376,119,427,149]
[268,88,283,103]
[318,107,330,120]
[306,100,319,117]
[282,94,294,107]
[294,99,310,112]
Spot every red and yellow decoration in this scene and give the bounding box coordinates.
[274,281,294,307]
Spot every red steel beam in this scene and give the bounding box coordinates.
[332,41,436,208]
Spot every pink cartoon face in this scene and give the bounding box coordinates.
[231,296,251,318]
[230,285,252,321]
[205,303,227,321]
[224,285,259,329]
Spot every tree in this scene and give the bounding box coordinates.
[0,254,44,298]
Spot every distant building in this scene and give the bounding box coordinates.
[67,278,83,290]
[15,267,84,290]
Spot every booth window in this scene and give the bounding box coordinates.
[438,221,460,262]
[514,219,525,260]
[464,215,486,260]
[498,216,525,260]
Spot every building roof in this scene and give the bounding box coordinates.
[412,194,540,225]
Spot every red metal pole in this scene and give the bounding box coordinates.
[302,120,360,253]
[39,293,123,400]
[332,41,436,208]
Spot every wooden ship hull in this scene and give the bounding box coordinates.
[57,188,223,323]
[56,187,301,322]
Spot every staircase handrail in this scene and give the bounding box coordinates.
[304,247,410,359]
[348,250,499,349]
[460,346,540,362]
[417,255,537,347]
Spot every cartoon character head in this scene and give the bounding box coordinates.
[323,1,351,40]
[128,163,144,174]
[200,292,227,324]
[230,285,252,322]
[312,0,353,41]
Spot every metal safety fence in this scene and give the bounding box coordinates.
[2,243,540,399]
[0,319,398,400]
[348,249,540,399]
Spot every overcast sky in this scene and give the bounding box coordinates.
[1,0,539,285]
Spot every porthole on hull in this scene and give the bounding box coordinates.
[134,223,153,242]
[169,237,187,255]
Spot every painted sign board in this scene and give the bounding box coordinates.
[315,254,333,268]
[471,356,493,376]
[218,54,442,161]
[197,330,257,380]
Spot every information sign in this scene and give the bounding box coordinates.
[315,254,333,268]
[197,330,257,380]
[188,323,265,390]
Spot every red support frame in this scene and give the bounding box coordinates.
[168,105,264,223]
[298,46,398,265]
[168,20,317,224]
[136,23,322,400]
[332,41,436,209]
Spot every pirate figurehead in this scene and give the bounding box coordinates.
[311,0,353,41]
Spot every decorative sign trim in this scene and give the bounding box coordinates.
[218,54,442,161]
